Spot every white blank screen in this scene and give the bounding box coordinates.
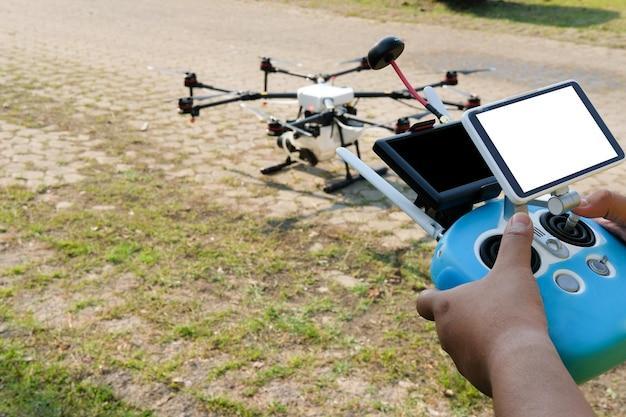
[476,86,617,193]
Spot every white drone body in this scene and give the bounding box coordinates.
[297,83,355,112]
[279,119,362,162]
[277,83,362,163]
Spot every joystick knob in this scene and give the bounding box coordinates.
[367,36,405,70]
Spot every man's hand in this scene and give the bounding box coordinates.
[416,213,549,395]
[416,212,596,417]
[574,190,626,242]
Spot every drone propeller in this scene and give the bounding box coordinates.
[259,99,300,106]
[448,67,495,75]
[443,85,478,98]
[240,103,270,122]
[411,67,495,76]
[338,56,365,65]
[239,104,313,137]
[147,65,194,76]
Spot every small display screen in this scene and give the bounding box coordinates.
[389,124,492,192]
[475,86,618,193]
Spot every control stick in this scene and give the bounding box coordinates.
[564,213,580,234]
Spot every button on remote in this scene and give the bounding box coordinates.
[587,256,610,276]
[555,273,581,293]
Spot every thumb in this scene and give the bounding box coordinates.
[416,288,441,321]
[493,212,533,271]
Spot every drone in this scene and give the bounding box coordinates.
[176,44,494,192]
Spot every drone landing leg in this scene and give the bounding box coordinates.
[261,157,298,175]
[323,163,388,193]
[324,137,388,193]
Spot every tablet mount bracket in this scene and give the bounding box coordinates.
[548,187,581,233]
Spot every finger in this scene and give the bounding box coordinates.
[493,212,533,271]
[416,288,441,321]
[573,190,626,225]
[595,218,626,241]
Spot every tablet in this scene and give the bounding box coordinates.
[373,121,501,226]
[462,81,624,204]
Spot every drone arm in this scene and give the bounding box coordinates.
[353,90,411,99]
[186,95,247,115]
[354,84,441,99]
[259,92,298,99]
[186,91,298,114]
[192,83,233,94]
[322,64,369,82]
[412,80,446,91]
[185,92,263,115]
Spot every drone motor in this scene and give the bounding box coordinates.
[444,71,459,86]
[395,117,411,134]
[184,73,198,88]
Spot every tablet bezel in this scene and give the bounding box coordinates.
[462,80,624,204]
[373,121,500,212]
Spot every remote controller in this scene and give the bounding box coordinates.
[338,147,626,383]
[337,37,626,382]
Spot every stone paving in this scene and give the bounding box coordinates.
[2,1,626,247]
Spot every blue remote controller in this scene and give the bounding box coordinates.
[336,147,626,384]
[432,199,626,383]
[339,36,626,383]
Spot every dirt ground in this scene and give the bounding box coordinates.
[0,0,625,416]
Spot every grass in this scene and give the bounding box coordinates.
[0,163,470,415]
[0,172,475,415]
[0,339,152,417]
[0,170,482,415]
[268,0,626,48]
[0,56,492,416]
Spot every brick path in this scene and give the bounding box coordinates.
[2,0,626,247]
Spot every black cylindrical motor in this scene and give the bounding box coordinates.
[267,122,288,136]
[184,73,197,87]
[445,71,458,86]
[178,97,193,113]
[395,117,410,134]
[466,96,481,108]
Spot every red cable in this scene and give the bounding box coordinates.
[390,61,429,107]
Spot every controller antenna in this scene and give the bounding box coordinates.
[367,36,449,124]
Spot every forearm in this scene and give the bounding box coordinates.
[488,331,596,417]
